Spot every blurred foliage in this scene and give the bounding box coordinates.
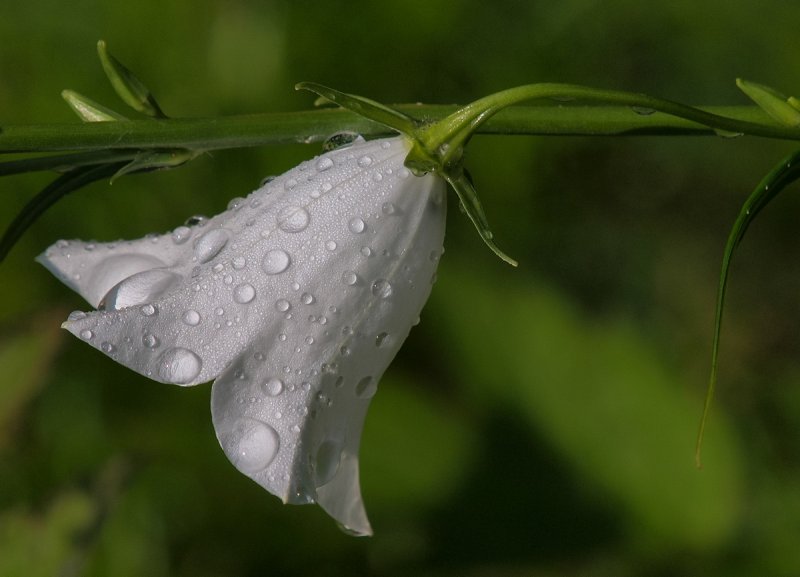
[3,1,800,576]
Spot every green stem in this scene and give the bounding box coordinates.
[0,104,791,155]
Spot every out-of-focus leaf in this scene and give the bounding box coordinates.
[0,313,63,449]
[432,262,743,553]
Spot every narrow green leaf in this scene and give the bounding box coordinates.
[442,171,518,267]
[0,150,140,177]
[697,148,800,465]
[97,40,167,118]
[736,78,800,127]
[0,162,125,262]
[296,82,418,137]
[61,90,128,122]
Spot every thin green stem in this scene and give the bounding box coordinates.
[0,104,790,155]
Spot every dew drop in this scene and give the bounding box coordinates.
[185,215,208,227]
[222,418,280,474]
[171,226,192,244]
[194,229,230,263]
[100,342,116,354]
[316,157,334,172]
[80,329,94,340]
[140,303,157,317]
[234,283,256,304]
[360,246,372,257]
[322,131,360,151]
[381,202,397,215]
[183,309,201,326]
[348,217,366,234]
[371,278,393,299]
[357,155,373,168]
[277,205,310,233]
[341,270,358,286]
[375,332,389,347]
[227,197,245,210]
[355,376,377,398]
[157,347,202,384]
[315,439,343,486]
[262,249,291,275]
[143,333,160,349]
[68,310,87,322]
[100,269,181,311]
[262,378,284,396]
[275,299,291,312]
[301,292,315,305]
[631,106,656,116]
[325,240,337,251]
[232,256,247,270]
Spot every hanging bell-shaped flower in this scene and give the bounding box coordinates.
[38,135,447,535]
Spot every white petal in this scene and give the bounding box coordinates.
[209,138,446,534]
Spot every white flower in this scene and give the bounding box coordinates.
[38,135,446,535]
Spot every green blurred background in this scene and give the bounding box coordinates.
[2,1,800,575]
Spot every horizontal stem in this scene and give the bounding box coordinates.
[0,104,790,154]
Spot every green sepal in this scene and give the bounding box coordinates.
[696,147,800,466]
[736,78,800,127]
[61,90,128,122]
[97,40,167,118]
[110,149,200,183]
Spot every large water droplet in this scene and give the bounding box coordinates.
[262,249,291,274]
[357,155,373,168]
[355,376,377,398]
[371,278,393,299]
[157,347,202,384]
[171,225,192,244]
[262,378,284,396]
[275,299,291,312]
[222,418,280,474]
[315,439,343,486]
[100,269,181,310]
[234,283,256,304]
[301,292,315,305]
[140,303,157,317]
[316,157,334,172]
[341,270,358,286]
[143,333,160,349]
[183,309,201,326]
[185,215,208,227]
[348,217,366,234]
[277,205,310,233]
[322,132,361,151]
[194,229,230,263]
[79,329,94,340]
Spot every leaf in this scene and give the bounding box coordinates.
[97,40,167,118]
[61,90,128,122]
[697,148,800,465]
[736,78,800,127]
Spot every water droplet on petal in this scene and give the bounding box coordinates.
[100,269,181,311]
[381,202,397,215]
[143,333,160,349]
[262,378,284,396]
[341,271,358,286]
[232,256,247,270]
[357,155,373,168]
[301,292,315,305]
[262,249,291,275]
[80,329,94,340]
[325,240,337,251]
[371,278,393,299]
[275,299,291,312]
[222,418,279,474]
[234,283,256,304]
[68,311,87,322]
[375,332,389,347]
[185,215,208,227]
[315,439,343,486]
[183,309,201,326]
[322,131,361,151]
[348,217,366,234]
[316,157,334,172]
[171,226,192,244]
[194,229,230,263]
[140,303,157,317]
[157,347,202,384]
[227,197,245,210]
[355,376,376,398]
[277,205,310,233]
[100,342,116,354]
